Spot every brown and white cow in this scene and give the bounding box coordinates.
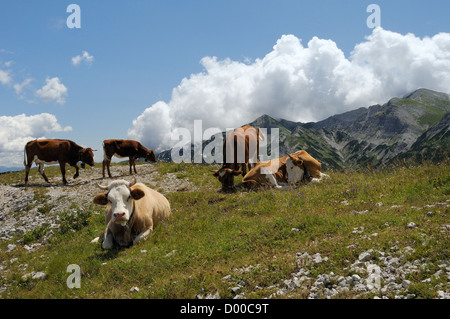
[212,125,264,191]
[102,139,157,178]
[93,176,171,249]
[242,150,329,189]
[24,139,95,185]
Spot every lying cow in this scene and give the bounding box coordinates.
[242,150,329,189]
[212,125,264,191]
[93,176,171,249]
[102,139,157,178]
[24,139,95,185]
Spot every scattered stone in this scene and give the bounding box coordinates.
[165,250,177,257]
[6,244,16,253]
[359,251,372,262]
[407,222,417,228]
[130,286,140,293]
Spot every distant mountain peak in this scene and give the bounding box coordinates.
[403,88,450,102]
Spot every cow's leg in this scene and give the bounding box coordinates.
[107,160,112,178]
[59,162,68,185]
[102,160,107,178]
[38,163,50,184]
[133,227,153,245]
[73,163,80,180]
[24,163,32,185]
[241,163,247,176]
[129,157,137,175]
[102,229,114,250]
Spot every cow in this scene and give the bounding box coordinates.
[102,139,157,178]
[24,139,95,185]
[212,125,264,191]
[93,176,171,249]
[242,150,330,189]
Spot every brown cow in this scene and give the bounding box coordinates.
[93,176,171,249]
[242,150,330,189]
[102,139,157,178]
[212,125,264,191]
[24,139,95,185]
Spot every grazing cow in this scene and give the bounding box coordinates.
[242,150,330,189]
[24,139,95,185]
[102,139,157,178]
[93,176,171,249]
[212,125,264,191]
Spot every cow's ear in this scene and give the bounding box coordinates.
[211,170,219,177]
[93,193,108,206]
[233,170,243,176]
[131,188,145,200]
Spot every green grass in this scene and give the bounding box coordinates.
[0,161,449,299]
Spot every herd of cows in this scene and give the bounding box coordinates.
[22,125,329,249]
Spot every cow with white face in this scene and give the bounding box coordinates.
[93,176,171,249]
[242,150,330,189]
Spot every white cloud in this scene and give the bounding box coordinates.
[71,51,94,66]
[0,69,12,85]
[36,77,68,105]
[13,78,33,97]
[0,113,72,166]
[128,28,450,152]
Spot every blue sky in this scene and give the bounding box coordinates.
[1,0,449,167]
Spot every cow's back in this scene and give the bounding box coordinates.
[132,183,171,229]
[103,139,140,157]
[25,139,72,163]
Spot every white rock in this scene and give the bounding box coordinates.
[130,286,140,292]
[359,252,372,262]
[6,244,16,253]
[407,222,417,228]
[32,272,47,280]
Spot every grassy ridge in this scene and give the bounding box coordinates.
[0,161,449,299]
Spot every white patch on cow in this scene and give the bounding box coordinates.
[264,173,280,187]
[31,155,58,173]
[286,157,304,183]
[113,152,127,159]
[33,155,58,166]
[218,170,227,178]
[311,172,330,183]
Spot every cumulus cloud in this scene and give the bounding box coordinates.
[128,28,450,152]
[0,113,72,166]
[36,77,68,105]
[0,69,12,85]
[13,78,33,97]
[71,51,94,66]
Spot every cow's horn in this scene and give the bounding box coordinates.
[96,182,109,190]
[129,175,137,187]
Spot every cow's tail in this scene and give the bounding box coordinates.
[23,145,28,167]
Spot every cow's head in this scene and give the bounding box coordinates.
[146,150,157,163]
[285,154,306,184]
[212,167,242,191]
[80,148,95,167]
[93,176,145,226]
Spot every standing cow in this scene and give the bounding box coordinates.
[93,176,171,249]
[212,125,264,191]
[24,139,95,185]
[102,139,157,178]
